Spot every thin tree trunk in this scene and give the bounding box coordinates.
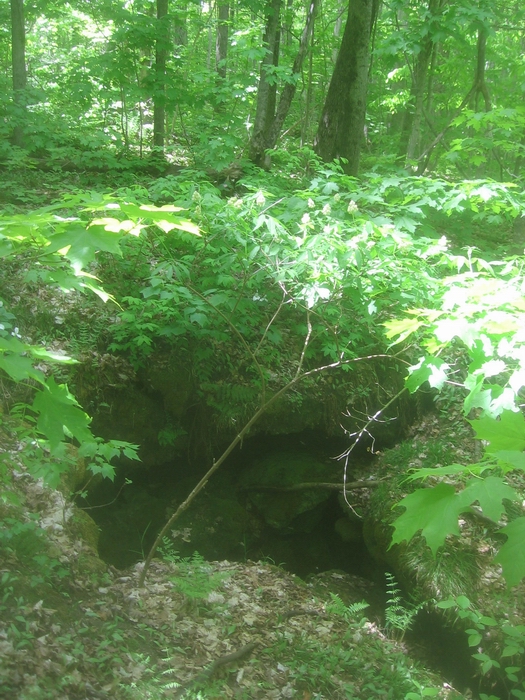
[153,0,169,153]
[397,0,444,165]
[314,0,378,176]
[216,1,229,78]
[301,17,315,146]
[283,0,293,46]
[10,0,27,147]
[249,0,282,166]
[264,28,281,136]
[470,25,491,111]
[266,0,318,151]
[174,1,188,47]
[332,0,344,63]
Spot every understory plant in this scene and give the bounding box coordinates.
[386,248,525,586]
[436,595,525,699]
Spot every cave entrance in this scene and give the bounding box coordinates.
[81,428,478,695]
[82,430,383,584]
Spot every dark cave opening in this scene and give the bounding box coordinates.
[81,427,480,696]
[83,429,380,580]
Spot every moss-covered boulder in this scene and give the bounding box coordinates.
[239,450,339,531]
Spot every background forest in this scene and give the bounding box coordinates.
[2,0,525,699]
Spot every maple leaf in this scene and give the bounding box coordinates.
[0,350,45,384]
[391,483,467,555]
[405,356,450,393]
[32,377,93,451]
[458,476,519,522]
[469,410,525,453]
[47,223,123,272]
[494,450,525,472]
[494,518,525,587]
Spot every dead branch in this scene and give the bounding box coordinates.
[239,479,384,493]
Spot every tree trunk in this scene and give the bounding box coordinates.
[397,0,444,166]
[216,2,229,78]
[174,2,187,47]
[249,0,282,167]
[10,0,27,147]
[301,15,315,146]
[264,27,281,136]
[153,0,169,153]
[470,25,491,112]
[266,0,318,151]
[283,0,293,46]
[314,0,378,176]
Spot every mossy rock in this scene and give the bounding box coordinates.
[143,357,192,418]
[239,450,337,530]
[76,551,107,576]
[69,508,100,551]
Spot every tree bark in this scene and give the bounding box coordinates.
[153,0,169,153]
[470,24,491,112]
[10,0,27,147]
[266,0,318,151]
[397,0,445,167]
[249,0,282,167]
[216,2,229,78]
[314,0,378,176]
[174,1,187,47]
[250,0,318,166]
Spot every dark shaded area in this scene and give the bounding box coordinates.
[81,427,488,697]
[82,430,378,576]
[409,610,476,694]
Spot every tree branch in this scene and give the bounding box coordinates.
[138,351,404,586]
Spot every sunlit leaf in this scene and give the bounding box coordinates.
[48,223,123,271]
[32,378,93,452]
[405,356,449,392]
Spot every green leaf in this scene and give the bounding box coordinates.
[88,461,116,481]
[384,317,425,345]
[47,223,123,272]
[501,647,521,658]
[493,450,525,471]
[469,411,525,452]
[463,374,493,415]
[405,356,449,393]
[0,352,46,384]
[405,463,489,482]
[391,483,466,555]
[32,378,93,452]
[494,517,525,587]
[120,204,200,235]
[458,477,519,522]
[456,595,471,609]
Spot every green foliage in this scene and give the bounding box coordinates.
[325,592,370,620]
[436,595,525,696]
[384,573,425,640]
[0,517,69,586]
[382,178,525,586]
[159,539,228,601]
[392,476,519,555]
[78,439,140,482]
[0,193,198,487]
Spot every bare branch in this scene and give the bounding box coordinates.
[138,351,404,586]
